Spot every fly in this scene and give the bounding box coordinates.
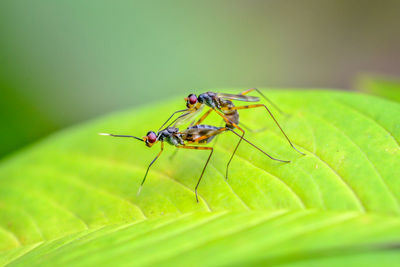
[158,88,305,178]
[99,123,289,202]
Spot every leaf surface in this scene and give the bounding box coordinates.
[0,90,399,266]
[356,74,400,103]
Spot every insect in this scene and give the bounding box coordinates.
[158,88,305,178]
[99,123,289,202]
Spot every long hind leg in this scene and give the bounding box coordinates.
[193,109,213,126]
[191,108,275,179]
[193,107,265,133]
[221,104,305,155]
[191,115,290,181]
[208,109,247,179]
[240,88,284,114]
[176,145,214,202]
[227,129,290,163]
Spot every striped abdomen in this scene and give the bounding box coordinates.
[182,125,224,144]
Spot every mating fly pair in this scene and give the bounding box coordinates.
[100,122,283,202]
[100,88,304,202]
[159,88,305,177]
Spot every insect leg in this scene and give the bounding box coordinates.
[227,129,290,163]
[210,109,246,180]
[158,109,189,131]
[211,121,226,146]
[176,145,214,202]
[240,88,284,114]
[138,142,164,195]
[222,104,305,155]
[194,108,213,126]
[188,126,228,143]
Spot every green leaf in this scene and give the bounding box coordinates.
[0,90,399,266]
[355,74,400,103]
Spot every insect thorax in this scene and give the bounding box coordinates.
[157,127,184,146]
[198,92,218,108]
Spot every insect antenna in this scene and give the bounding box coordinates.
[98,133,144,142]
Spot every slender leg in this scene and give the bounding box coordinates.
[157,109,188,131]
[194,108,213,126]
[176,145,214,202]
[221,104,305,155]
[225,130,244,180]
[189,126,228,143]
[240,88,284,115]
[211,121,226,146]
[209,109,246,179]
[191,108,272,180]
[190,108,246,144]
[227,129,290,163]
[137,142,164,195]
[167,112,193,128]
[191,113,290,181]
[194,106,264,132]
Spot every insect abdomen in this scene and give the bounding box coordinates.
[182,125,223,143]
[188,125,220,130]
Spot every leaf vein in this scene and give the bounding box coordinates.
[310,112,400,212]
[43,164,148,220]
[266,120,367,212]
[215,143,306,209]
[337,100,400,146]
[78,153,212,212]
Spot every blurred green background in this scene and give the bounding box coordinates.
[1,0,400,159]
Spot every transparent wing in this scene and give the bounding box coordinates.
[216,93,260,102]
[173,105,204,127]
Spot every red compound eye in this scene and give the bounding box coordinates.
[188,94,197,105]
[147,132,157,143]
